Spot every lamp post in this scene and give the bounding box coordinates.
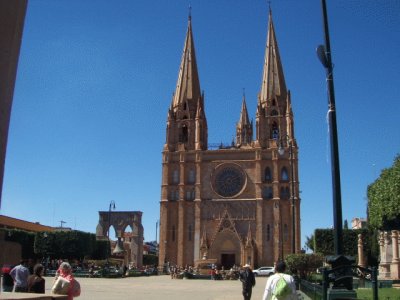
[107,201,116,261]
[316,2,356,297]
[43,232,49,275]
[278,136,296,254]
[316,0,343,256]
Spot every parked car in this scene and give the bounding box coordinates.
[253,266,275,276]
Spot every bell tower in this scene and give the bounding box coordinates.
[255,9,295,149]
[164,13,207,153]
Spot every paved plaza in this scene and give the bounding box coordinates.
[1,275,310,299]
[57,275,268,300]
[0,275,268,300]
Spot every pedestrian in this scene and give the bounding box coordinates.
[52,262,81,300]
[1,264,15,292]
[262,261,296,300]
[28,264,45,293]
[239,264,256,300]
[10,260,30,292]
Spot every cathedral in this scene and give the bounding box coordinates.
[159,10,301,268]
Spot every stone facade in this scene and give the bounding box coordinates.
[159,11,301,269]
[378,230,400,280]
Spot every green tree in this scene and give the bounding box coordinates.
[34,230,97,259]
[3,229,36,259]
[286,253,324,279]
[304,234,315,252]
[368,154,400,230]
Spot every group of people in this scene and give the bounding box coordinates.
[2,260,80,299]
[240,261,297,300]
[2,260,45,293]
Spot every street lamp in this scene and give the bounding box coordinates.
[317,2,356,296]
[107,201,116,261]
[43,232,49,275]
[107,200,116,240]
[278,135,296,254]
[316,0,343,256]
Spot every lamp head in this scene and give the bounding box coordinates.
[317,45,329,68]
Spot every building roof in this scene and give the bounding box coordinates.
[0,215,54,232]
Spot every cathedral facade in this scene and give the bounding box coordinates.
[159,10,301,268]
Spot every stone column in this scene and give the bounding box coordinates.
[391,230,399,279]
[379,231,391,279]
[357,234,366,268]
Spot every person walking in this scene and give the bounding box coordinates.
[262,261,296,300]
[239,264,256,300]
[10,260,30,292]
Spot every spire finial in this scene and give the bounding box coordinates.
[242,88,246,98]
[268,1,272,13]
[188,4,192,21]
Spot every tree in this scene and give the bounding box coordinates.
[305,235,315,252]
[368,154,400,230]
[286,253,324,279]
[34,230,97,259]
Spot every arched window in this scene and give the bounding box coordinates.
[175,190,179,200]
[172,225,176,242]
[271,110,278,116]
[280,187,290,199]
[280,187,285,199]
[281,167,289,181]
[267,224,271,241]
[182,125,188,143]
[262,186,273,199]
[264,167,272,182]
[188,169,195,184]
[172,169,179,184]
[271,122,279,139]
[284,224,288,242]
[272,99,276,106]
[188,225,192,241]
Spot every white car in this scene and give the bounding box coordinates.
[253,266,275,276]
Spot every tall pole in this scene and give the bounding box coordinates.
[107,200,116,261]
[156,220,158,244]
[318,0,343,255]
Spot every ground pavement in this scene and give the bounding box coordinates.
[2,275,309,300]
[58,275,267,300]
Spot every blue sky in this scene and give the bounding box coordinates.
[2,1,399,246]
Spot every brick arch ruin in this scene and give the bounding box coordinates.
[96,211,144,268]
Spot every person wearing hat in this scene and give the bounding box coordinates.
[262,261,296,300]
[239,263,256,300]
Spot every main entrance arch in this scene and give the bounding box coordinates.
[209,229,242,269]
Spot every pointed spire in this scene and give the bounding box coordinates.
[236,91,253,146]
[259,9,287,105]
[172,13,201,110]
[238,91,251,126]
